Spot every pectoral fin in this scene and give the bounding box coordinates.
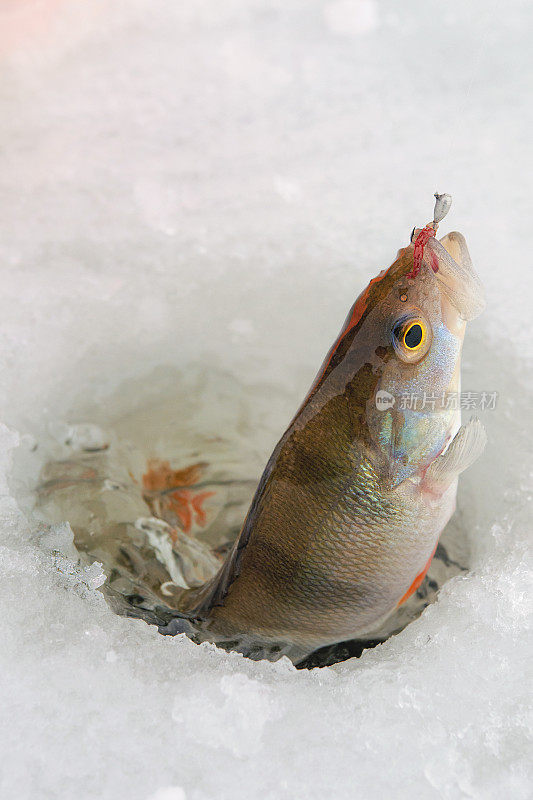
[423,418,487,494]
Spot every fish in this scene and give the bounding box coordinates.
[168,194,487,661]
[37,195,487,665]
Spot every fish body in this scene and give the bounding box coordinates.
[180,227,486,658]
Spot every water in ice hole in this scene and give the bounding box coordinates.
[35,365,471,668]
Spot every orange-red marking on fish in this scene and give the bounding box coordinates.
[397,543,438,606]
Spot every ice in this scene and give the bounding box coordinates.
[0,0,531,798]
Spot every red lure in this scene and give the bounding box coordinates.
[406,193,452,279]
[407,225,439,279]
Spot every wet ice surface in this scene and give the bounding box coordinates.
[0,0,532,798]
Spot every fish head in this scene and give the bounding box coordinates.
[365,231,485,487]
[300,230,485,489]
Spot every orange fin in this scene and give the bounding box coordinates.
[397,544,437,607]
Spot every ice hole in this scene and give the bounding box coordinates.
[27,330,499,668]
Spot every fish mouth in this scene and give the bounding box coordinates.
[425,232,486,322]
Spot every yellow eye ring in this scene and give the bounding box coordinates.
[392,314,431,363]
[402,320,426,350]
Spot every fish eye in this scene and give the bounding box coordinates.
[403,322,424,349]
[392,315,431,363]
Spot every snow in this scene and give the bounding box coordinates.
[0,0,532,798]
